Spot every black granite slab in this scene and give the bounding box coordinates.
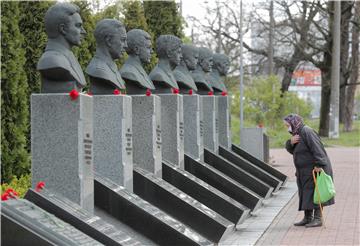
[219,146,283,192]
[1,199,102,246]
[133,167,234,243]
[204,148,274,199]
[94,174,213,246]
[162,161,250,225]
[24,188,143,246]
[231,144,288,184]
[184,154,263,211]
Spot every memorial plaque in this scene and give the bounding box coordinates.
[217,96,231,149]
[31,94,94,213]
[1,199,101,246]
[231,144,288,185]
[158,94,184,168]
[93,95,133,191]
[184,154,263,211]
[95,174,213,246]
[219,146,282,192]
[162,161,250,225]
[204,149,274,199]
[131,95,162,177]
[201,96,218,154]
[183,95,204,161]
[133,167,234,243]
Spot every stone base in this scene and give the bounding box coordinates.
[95,174,212,246]
[158,94,184,168]
[131,95,162,178]
[240,127,268,162]
[204,149,273,199]
[201,96,219,153]
[93,95,133,192]
[183,95,204,161]
[217,96,231,149]
[231,144,288,185]
[24,188,142,245]
[133,167,234,243]
[162,162,250,226]
[184,154,263,212]
[31,94,93,214]
[219,146,282,192]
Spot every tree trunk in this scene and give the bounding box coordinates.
[339,1,352,123]
[319,68,331,136]
[344,1,360,131]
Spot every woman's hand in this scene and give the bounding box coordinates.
[313,166,323,173]
[290,135,300,145]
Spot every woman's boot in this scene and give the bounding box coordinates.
[305,208,322,227]
[294,209,313,226]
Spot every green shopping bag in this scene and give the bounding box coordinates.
[313,170,336,204]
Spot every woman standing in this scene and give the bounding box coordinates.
[284,114,335,227]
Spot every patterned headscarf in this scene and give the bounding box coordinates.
[283,113,304,135]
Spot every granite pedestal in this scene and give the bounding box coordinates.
[158,94,184,168]
[24,188,142,246]
[201,96,219,154]
[93,95,133,191]
[95,174,213,246]
[183,95,204,161]
[217,95,231,149]
[1,199,101,246]
[31,94,94,214]
[240,127,269,163]
[131,95,162,178]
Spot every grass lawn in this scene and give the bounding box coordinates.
[231,115,360,148]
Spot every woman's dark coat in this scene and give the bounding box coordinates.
[286,125,335,211]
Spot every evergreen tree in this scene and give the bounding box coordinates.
[1,1,30,183]
[143,0,184,39]
[19,1,52,94]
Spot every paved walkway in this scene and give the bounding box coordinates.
[256,147,360,245]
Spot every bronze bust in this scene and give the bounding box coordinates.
[86,19,127,95]
[149,35,182,94]
[191,47,213,95]
[173,44,198,93]
[37,3,87,93]
[119,29,155,95]
[209,53,230,94]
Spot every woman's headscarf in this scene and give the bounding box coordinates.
[283,113,304,135]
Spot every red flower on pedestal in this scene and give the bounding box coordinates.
[113,89,121,95]
[172,88,179,94]
[1,193,9,201]
[87,91,93,96]
[208,91,214,96]
[69,89,79,100]
[146,89,152,96]
[2,188,19,200]
[35,181,45,192]
[221,91,227,96]
[188,89,193,95]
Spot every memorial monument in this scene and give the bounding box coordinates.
[173,44,198,93]
[209,53,229,94]
[86,19,133,191]
[191,47,213,94]
[120,29,155,94]
[86,19,126,94]
[37,3,86,93]
[149,35,181,94]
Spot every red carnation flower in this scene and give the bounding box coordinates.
[172,88,179,94]
[87,91,93,96]
[188,89,193,95]
[221,91,227,96]
[1,193,9,201]
[113,89,121,95]
[36,181,45,192]
[208,91,214,96]
[69,89,79,100]
[146,89,152,96]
